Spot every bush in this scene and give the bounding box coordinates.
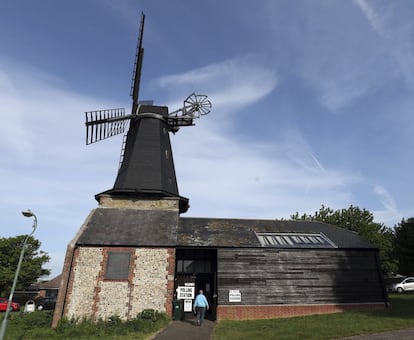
[56,317,102,337]
[125,311,169,334]
[55,312,170,338]
[4,311,170,339]
[10,310,53,329]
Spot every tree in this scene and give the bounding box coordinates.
[0,235,50,296]
[394,218,414,276]
[291,205,397,276]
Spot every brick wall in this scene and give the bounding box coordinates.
[217,302,387,320]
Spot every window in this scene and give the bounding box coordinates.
[255,232,337,249]
[105,251,131,280]
[176,249,216,274]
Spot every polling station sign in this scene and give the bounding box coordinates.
[176,286,195,299]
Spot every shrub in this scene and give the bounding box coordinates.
[10,311,53,329]
[5,311,170,339]
[56,312,170,337]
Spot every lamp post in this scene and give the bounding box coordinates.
[0,210,37,340]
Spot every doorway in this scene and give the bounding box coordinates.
[175,248,217,320]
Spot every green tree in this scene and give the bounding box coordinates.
[291,205,397,276]
[0,235,50,296]
[394,218,414,276]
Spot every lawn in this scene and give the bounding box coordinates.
[0,310,170,340]
[213,294,414,340]
[1,294,413,339]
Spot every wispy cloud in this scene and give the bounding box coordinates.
[163,60,361,220]
[373,185,402,226]
[262,1,399,111]
[174,122,360,219]
[154,55,279,112]
[354,0,414,88]
[3,0,414,281]
[353,0,388,38]
[0,58,123,276]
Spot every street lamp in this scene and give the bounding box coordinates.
[0,210,37,340]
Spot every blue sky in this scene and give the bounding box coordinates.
[1,0,414,279]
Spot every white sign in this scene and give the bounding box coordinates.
[184,299,193,312]
[177,286,195,299]
[229,289,241,302]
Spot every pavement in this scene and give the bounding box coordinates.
[151,315,215,340]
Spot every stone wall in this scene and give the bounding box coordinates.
[63,246,175,321]
[66,247,103,319]
[130,248,175,317]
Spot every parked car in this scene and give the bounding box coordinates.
[35,296,56,311]
[389,277,414,293]
[0,297,20,312]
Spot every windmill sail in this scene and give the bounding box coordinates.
[85,108,129,144]
[85,13,210,214]
[130,13,145,115]
[84,13,145,146]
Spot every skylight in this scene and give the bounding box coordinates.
[255,232,337,249]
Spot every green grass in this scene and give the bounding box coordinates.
[213,294,414,340]
[1,295,413,339]
[0,310,170,340]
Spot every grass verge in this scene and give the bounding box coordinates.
[213,294,414,340]
[0,309,170,340]
[1,295,413,339]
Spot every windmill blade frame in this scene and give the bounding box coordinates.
[85,108,129,144]
[130,12,145,115]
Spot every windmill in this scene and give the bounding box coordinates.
[84,13,211,213]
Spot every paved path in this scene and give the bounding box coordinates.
[151,317,215,340]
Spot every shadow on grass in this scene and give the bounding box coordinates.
[366,293,414,320]
[213,294,414,340]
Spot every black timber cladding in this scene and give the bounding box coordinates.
[74,211,386,306]
[217,248,385,305]
[99,105,189,213]
[114,105,179,195]
[178,218,385,306]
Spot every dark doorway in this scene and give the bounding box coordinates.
[175,248,217,320]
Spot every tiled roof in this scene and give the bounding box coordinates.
[177,217,376,249]
[39,274,62,289]
[75,208,375,250]
[76,208,179,246]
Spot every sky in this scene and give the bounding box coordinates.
[1,0,414,279]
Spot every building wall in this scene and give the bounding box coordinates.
[217,302,386,320]
[63,246,175,321]
[66,247,103,319]
[216,248,387,320]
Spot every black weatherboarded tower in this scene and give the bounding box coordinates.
[52,14,387,327]
[84,14,210,213]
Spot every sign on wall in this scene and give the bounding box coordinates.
[229,289,241,302]
[176,285,195,299]
[184,299,193,312]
